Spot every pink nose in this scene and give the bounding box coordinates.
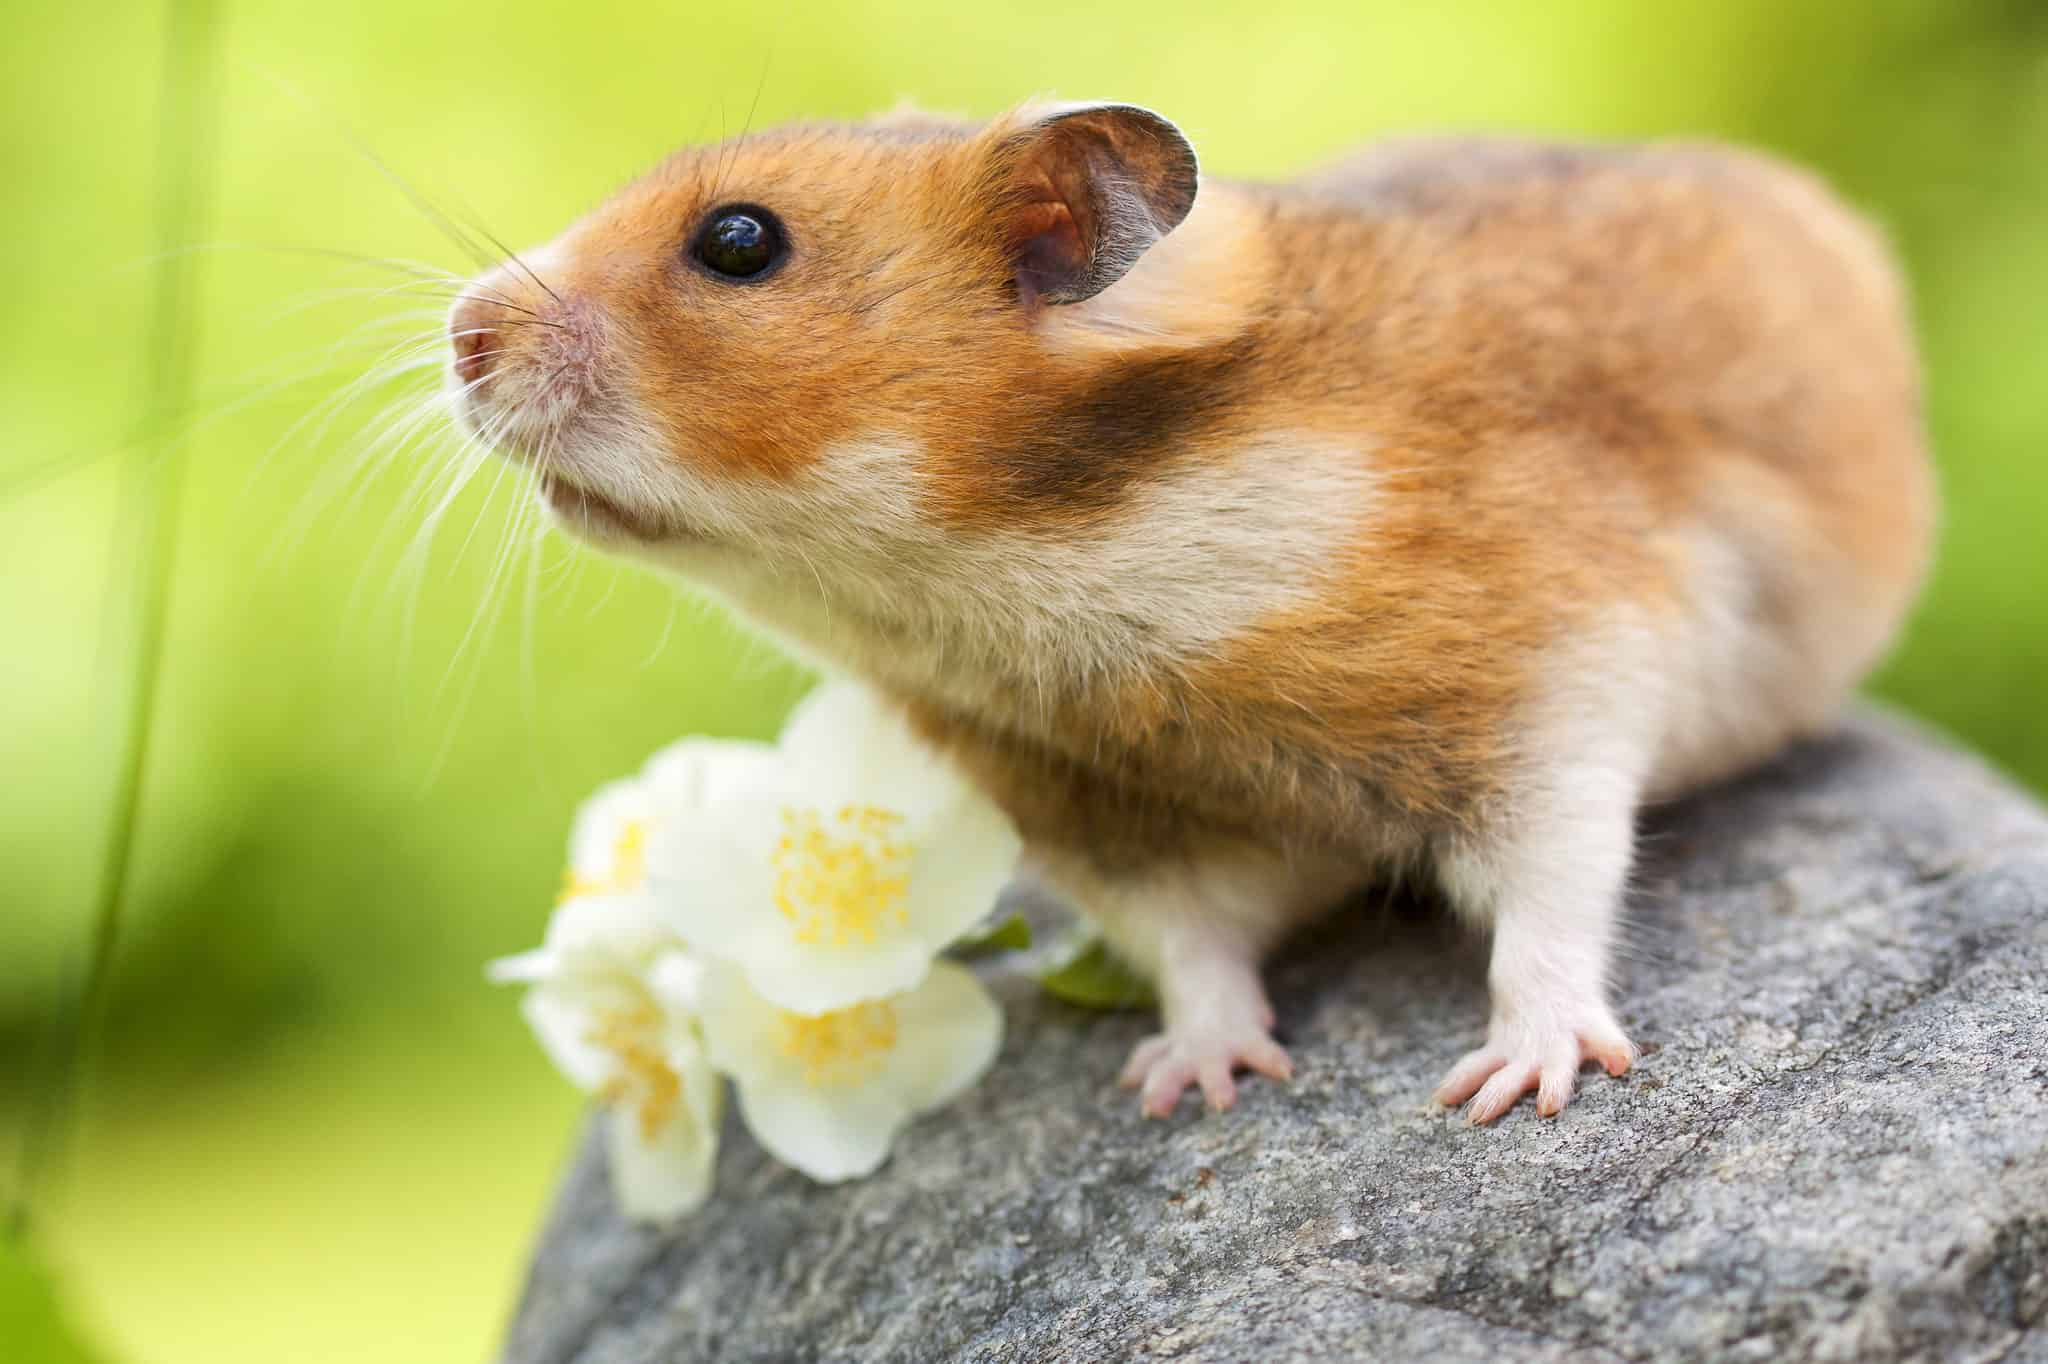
[449,295,502,389]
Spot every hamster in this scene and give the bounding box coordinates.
[444,102,1934,1124]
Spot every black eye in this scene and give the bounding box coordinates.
[692,206,784,280]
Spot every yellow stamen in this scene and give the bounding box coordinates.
[558,818,651,904]
[775,1001,900,1088]
[586,1000,683,1139]
[771,806,913,949]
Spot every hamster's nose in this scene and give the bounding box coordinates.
[448,294,503,389]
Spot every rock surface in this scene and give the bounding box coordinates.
[502,709,2048,1363]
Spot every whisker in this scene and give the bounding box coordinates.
[422,402,559,781]
[269,280,550,322]
[641,593,684,669]
[256,68,505,276]
[270,366,456,564]
[460,211,564,308]
[5,318,448,503]
[714,57,773,205]
[123,241,464,282]
[517,432,561,792]
[251,333,452,484]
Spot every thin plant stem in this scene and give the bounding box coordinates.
[6,0,226,1239]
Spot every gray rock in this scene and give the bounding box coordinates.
[501,708,2048,1364]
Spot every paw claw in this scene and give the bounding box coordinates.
[1432,1049,1505,1108]
[1534,1065,1576,1118]
[1584,1030,1637,1078]
[1198,1061,1237,1112]
[1252,1047,1294,1083]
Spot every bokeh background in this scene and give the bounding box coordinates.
[3,1,2043,1359]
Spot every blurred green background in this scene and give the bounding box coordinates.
[2,0,2043,1359]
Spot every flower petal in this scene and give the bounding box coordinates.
[485,947,555,984]
[875,960,1004,1114]
[695,963,794,1082]
[655,809,935,1015]
[542,892,670,965]
[698,961,1002,1185]
[777,680,958,826]
[646,950,707,1015]
[696,967,906,1181]
[642,735,780,811]
[901,794,1023,952]
[773,680,875,780]
[740,940,935,1017]
[567,777,654,883]
[603,1093,719,1222]
[652,822,780,959]
[519,984,619,1091]
[731,1078,903,1183]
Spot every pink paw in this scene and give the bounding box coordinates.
[1432,1007,1636,1125]
[1119,1025,1293,1117]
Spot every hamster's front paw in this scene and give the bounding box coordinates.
[1119,1021,1292,1118]
[1432,1003,1635,1125]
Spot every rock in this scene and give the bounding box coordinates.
[500,708,2048,1364]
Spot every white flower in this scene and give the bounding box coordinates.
[490,749,754,1222]
[538,734,775,907]
[491,897,723,1221]
[698,959,1002,1182]
[496,684,1017,1207]
[649,680,1022,1015]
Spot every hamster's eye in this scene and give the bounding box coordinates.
[692,206,784,280]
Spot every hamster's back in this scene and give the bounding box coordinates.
[1279,136,1934,794]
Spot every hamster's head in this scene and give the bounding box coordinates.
[443,102,1199,574]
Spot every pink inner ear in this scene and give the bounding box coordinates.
[1010,189,1086,309]
[993,106,1196,306]
[1009,147,1108,306]
[1010,198,1075,250]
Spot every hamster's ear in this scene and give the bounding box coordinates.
[989,103,1199,307]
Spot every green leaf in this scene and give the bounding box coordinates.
[1039,937,1158,1011]
[951,912,1033,958]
